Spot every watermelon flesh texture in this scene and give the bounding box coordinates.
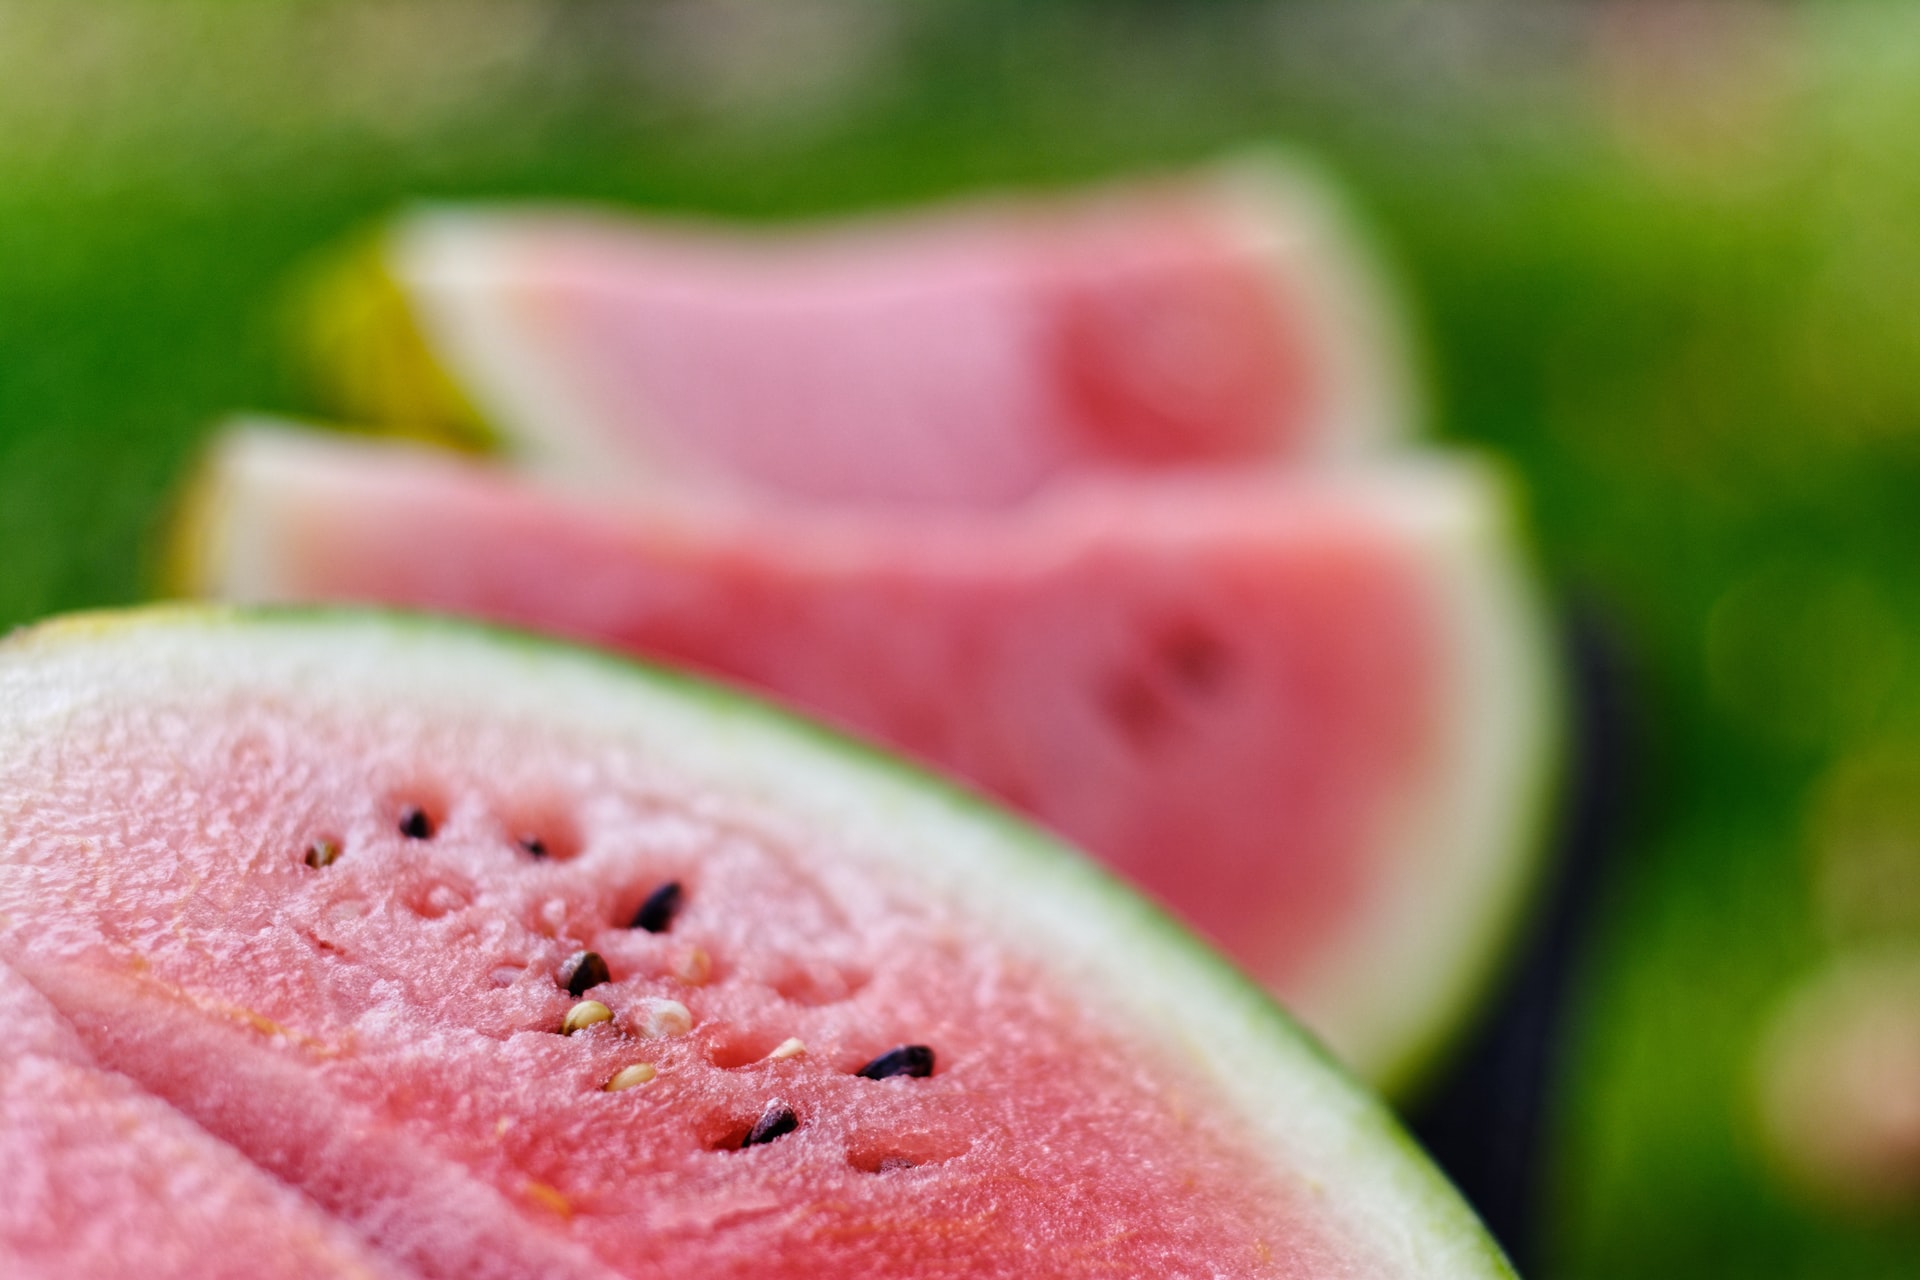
[0,959,401,1280]
[346,157,1412,508]
[0,610,1514,1278]
[183,424,1555,1092]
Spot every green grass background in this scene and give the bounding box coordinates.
[6,3,1920,1275]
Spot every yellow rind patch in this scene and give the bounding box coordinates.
[292,229,494,452]
[155,436,231,599]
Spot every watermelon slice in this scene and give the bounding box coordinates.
[176,423,1558,1093]
[303,156,1415,507]
[0,607,1513,1277]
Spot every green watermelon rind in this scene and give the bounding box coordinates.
[1,604,1516,1279]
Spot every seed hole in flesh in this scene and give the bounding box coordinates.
[559,951,611,998]
[770,962,869,1007]
[846,1132,969,1172]
[294,925,344,958]
[503,801,582,861]
[741,1101,799,1148]
[398,806,435,840]
[1103,672,1175,748]
[631,881,683,933]
[304,839,342,869]
[856,1045,935,1080]
[409,881,469,919]
[707,1030,789,1070]
[1157,622,1234,696]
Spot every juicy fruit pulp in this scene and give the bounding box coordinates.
[180,424,1557,1093]
[0,610,1514,1279]
[0,963,399,1280]
[307,156,1414,508]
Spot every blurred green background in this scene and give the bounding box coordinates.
[6,2,1920,1275]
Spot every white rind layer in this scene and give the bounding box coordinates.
[390,207,676,494]
[1202,149,1422,462]
[1275,458,1559,1095]
[0,608,1514,1278]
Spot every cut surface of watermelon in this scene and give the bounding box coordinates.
[0,959,400,1280]
[0,608,1513,1278]
[307,156,1414,507]
[179,423,1558,1092]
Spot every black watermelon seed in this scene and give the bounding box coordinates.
[742,1102,798,1148]
[518,836,549,859]
[630,881,683,933]
[398,807,434,840]
[560,950,610,998]
[304,840,341,869]
[856,1045,935,1080]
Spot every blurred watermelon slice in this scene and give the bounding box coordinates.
[176,422,1557,1092]
[0,607,1516,1278]
[304,156,1416,508]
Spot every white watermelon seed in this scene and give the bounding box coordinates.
[767,1037,807,1061]
[562,1000,613,1035]
[635,998,693,1038]
[604,1062,657,1091]
[304,839,341,869]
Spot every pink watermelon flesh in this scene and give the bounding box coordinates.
[187,425,1547,1084]
[0,960,400,1280]
[390,162,1405,507]
[0,613,1470,1278]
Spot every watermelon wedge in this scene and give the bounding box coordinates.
[304,156,1415,507]
[176,423,1558,1093]
[0,607,1513,1278]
